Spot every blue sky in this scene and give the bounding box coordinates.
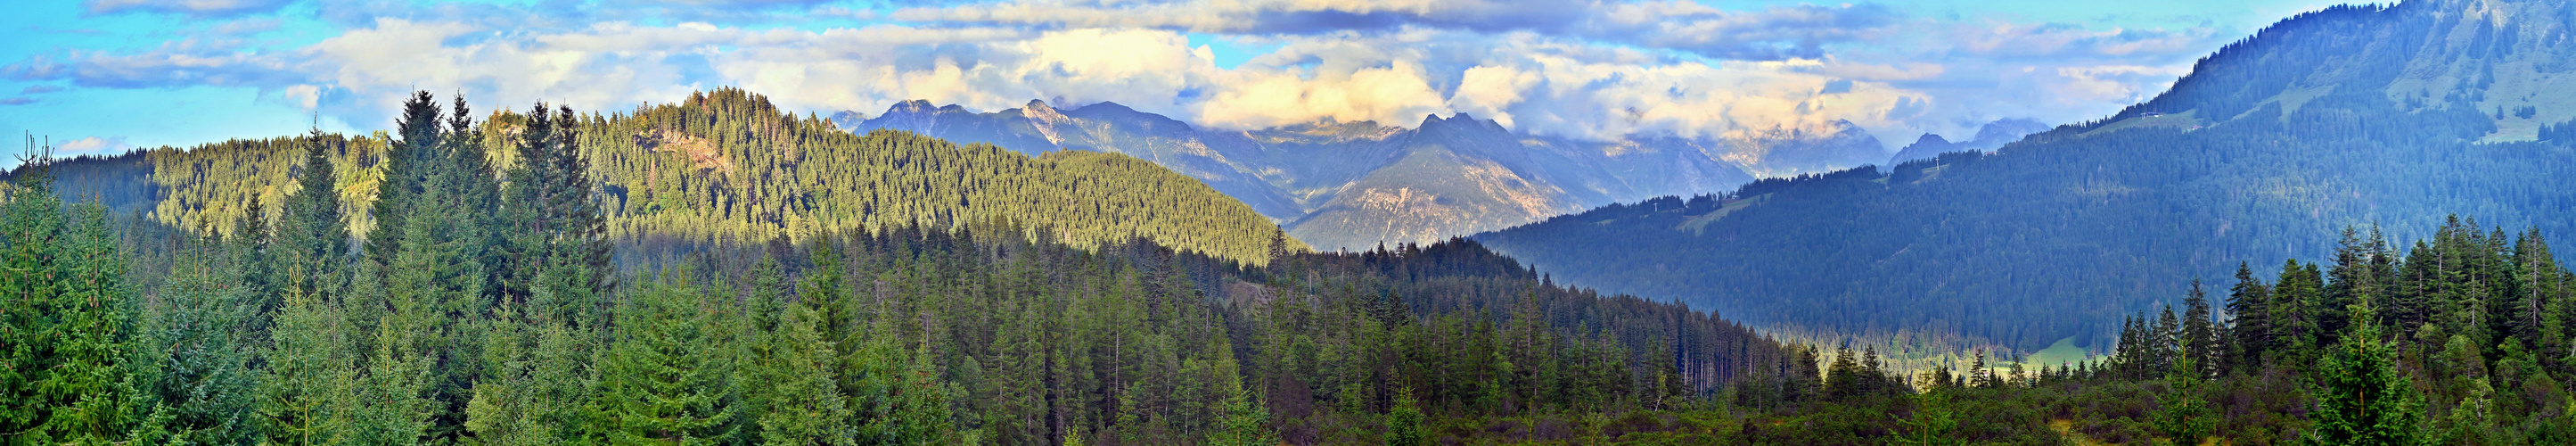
[2,0,2336,163]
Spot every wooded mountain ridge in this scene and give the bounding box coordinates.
[1477,0,2576,354]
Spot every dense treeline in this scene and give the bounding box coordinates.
[1475,0,2576,351]
[144,133,391,237]
[2,92,1797,445]
[1954,219,2576,445]
[9,87,1298,267]
[1494,219,2574,445]
[577,88,1303,263]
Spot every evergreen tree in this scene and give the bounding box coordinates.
[464,307,554,446]
[282,126,348,298]
[233,195,283,344]
[1859,344,1886,396]
[2151,343,2212,444]
[1384,387,1425,446]
[2152,304,2179,376]
[370,90,444,268]
[1208,385,1277,446]
[129,256,260,446]
[2305,304,2421,446]
[259,285,354,445]
[758,293,856,445]
[2227,262,2273,370]
[594,278,738,444]
[341,256,438,446]
[0,157,138,443]
[1824,340,1864,400]
[2271,260,2322,366]
[1966,350,1991,389]
[1895,389,1964,446]
[2181,280,2218,377]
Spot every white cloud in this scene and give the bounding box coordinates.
[55,136,130,153]
[1199,59,1448,128]
[6,0,2238,152]
[1448,65,1538,128]
[85,0,292,18]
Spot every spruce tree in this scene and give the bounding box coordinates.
[594,278,738,444]
[371,90,444,268]
[758,296,856,445]
[2305,304,2421,446]
[2181,280,2218,377]
[464,306,554,446]
[283,126,348,295]
[1824,341,1863,400]
[2152,343,2212,444]
[2272,260,2321,366]
[341,260,437,445]
[259,283,354,445]
[1208,385,1277,446]
[128,255,259,446]
[1384,387,1426,446]
[2227,262,2273,370]
[1895,389,1964,446]
[1,152,138,443]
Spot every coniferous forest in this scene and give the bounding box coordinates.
[4,92,1800,445]
[24,0,2576,445]
[11,87,2575,445]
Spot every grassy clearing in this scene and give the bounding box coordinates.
[2021,336,2095,368]
[2079,111,2202,137]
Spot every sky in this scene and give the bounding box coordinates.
[0,0,2342,162]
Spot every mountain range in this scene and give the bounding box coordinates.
[1883,119,2052,166]
[834,99,1910,251]
[1476,0,2576,352]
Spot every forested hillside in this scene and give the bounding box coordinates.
[3,91,1810,444]
[1477,0,2576,352]
[1693,219,2576,445]
[1,126,1796,443]
[5,88,1299,266]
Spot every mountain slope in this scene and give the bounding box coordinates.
[842,102,1793,251]
[12,88,1302,265]
[1475,0,2576,351]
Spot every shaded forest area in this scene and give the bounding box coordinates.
[1476,3,2576,353]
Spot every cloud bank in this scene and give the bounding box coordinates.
[9,0,2236,147]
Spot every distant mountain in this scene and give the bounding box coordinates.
[1475,0,2576,351]
[841,100,1876,251]
[1719,120,1889,178]
[1885,118,2051,165]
